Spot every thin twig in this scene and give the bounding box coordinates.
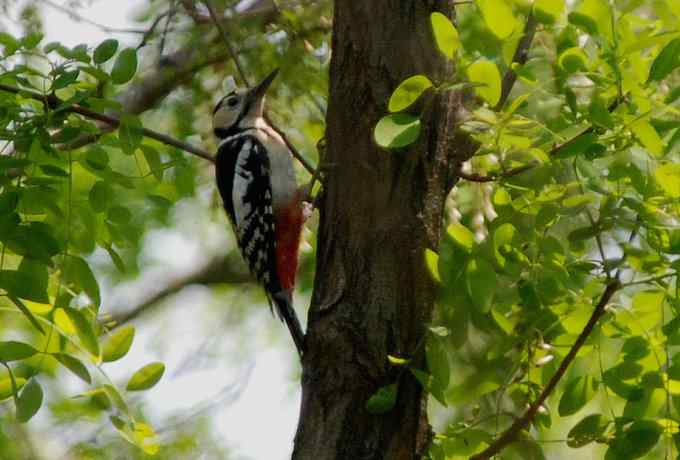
[40,0,147,34]
[204,0,250,87]
[470,280,621,460]
[137,9,173,50]
[623,272,677,287]
[494,13,538,111]
[0,83,214,163]
[456,163,536,182]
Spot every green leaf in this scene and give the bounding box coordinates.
[18,258,49,303]
[607,420,662,459]
[648,38,680,82]
[430,12,460,59]
[446,222,475,252]
[465,258,496,313]
[374,114,421,149]
[53,69,79,90]
[424,249,441,283]
[107,206,132,225]
[102,326,135,363]
[630,120,663,157]
[103,384,129,414]
[427,337,449,403]
[15,378,43,423]
[567,413,609,448]
[118,114,143,155]
[388,75,432,112]
[589,95,614,129]
[365,383,398,414]
[0,341,38,361]
[554,132,598,158]
[387,355,410,366]
[88,181,113,213]
[63,256,101,308]
[0,378,25,401]
[93,39,119,64]
[8,297,45,335]
[467,60,502,106]
[477,0,519,39]
[110,47,137,84]
[559,47,588,73]
[655,163,680,198]
[140,145,162,181]
[63,307,100,357]
[126,362,165,391]
[53,353,91,383]
[84,147,109,170]
[533,0,564,24]
[558,376,597,416]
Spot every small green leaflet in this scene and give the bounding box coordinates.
[630,120,663,157]
[0,378,26,401]
[655,163,680,198]
[430,12,460,59]
[94,39,119,64]
[424,249,441,283]
[558,376,597,416]
[648,38,680,82]
[89,181,113,213]
[446,222,475,252]
[467,60,501,107]
[16,378,43,423]
[374,114,421,149]
[365,383,398,414]
[102,326,135,362]
[140,145,163,181]
[477,0,519,39]
[553,132,597,158]
[607,420,662,459]
[63,307,100,357]
[110,48,137,84]
[127,362,165,392]
[559,47,588,73]
[567,414,610,448]
[465,258,496,313]
[118,114,143,155]
[388,75,432,112]
[426,337,449,405]
[63,256,101,308]
[0,341,38,361]
[533,0,564,24]
[53,353,92,384]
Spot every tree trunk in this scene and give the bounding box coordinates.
[293,1,474,459]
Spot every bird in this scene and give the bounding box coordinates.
[212,69,305,355]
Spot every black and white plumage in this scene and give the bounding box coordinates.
[212,70,305,355]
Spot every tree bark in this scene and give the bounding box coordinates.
[294,1,475,459]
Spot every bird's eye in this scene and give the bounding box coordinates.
[227,97,239,107]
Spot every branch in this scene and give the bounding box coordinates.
[109,252,252,326]
[470,280,621,460]
[455,163,536,182]
[204,0,250,87]
[494,13,537,111]
[0,83,214,163]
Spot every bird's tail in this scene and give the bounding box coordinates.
[272,291,305,356]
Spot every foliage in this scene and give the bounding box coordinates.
[375,1,680,458]
[0,0,330,457]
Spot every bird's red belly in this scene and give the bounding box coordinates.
[276,203,303,290]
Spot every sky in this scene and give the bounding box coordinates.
[5,1,301,459]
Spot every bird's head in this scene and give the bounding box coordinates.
[212,69,278,139]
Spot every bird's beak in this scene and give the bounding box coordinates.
[248,69,279,105]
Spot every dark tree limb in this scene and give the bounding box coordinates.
[494,13,538,111]
[456,163,536,182]
[470,280,621,460]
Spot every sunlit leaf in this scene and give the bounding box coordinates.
[467,60,501,106]
[0,378,26,401]
[655,163,680,198]
[465,258,496,313]
[430,12,460,59]
[126,362,165,392]
[477,0,518,39]
[388,75,432,112]
[447,222,475,252]
[102,326,135,363]
[424,249,441,283]
[374,114,421,149]
[62,256,101,308]
[533,0,564,24]
[567,413,610,447]
[630,120,663,157]
[63,307,100,357]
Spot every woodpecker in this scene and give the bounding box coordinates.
[212,70,305,355]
